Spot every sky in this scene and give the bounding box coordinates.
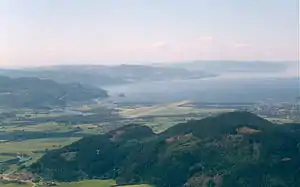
[0,0,299,67]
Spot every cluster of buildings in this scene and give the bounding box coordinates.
[248,102,300,122]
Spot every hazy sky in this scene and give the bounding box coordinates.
[0,0,299,67]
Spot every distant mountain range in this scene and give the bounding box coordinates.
[158,60,297,74]
[31,112,300,187]
[1,61,295,87]
[0,76,108,108]
[0,64,216,87]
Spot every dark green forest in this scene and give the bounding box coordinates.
[0,76,108,108]
[31,112,300,187]
[0,65,215,86]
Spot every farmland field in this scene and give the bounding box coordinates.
[0,137,80,172]
[0,138,79,154]
[119,101,234,118]
[56,179,117,187]
[2,122,70,133]
[118,185,152,187]
[142,117,186,133]
[118,101,235,133]
[0,182,31,187]
[0,156,12,162]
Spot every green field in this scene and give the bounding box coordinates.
[3,122,71,133]
[0,137,80,171]
[16,112,63,119]
[118,185,151,187]
[0,138,79,155]
[143,117,185,133]
[0,155,13,162]
[0,182,31,187]
[57,179,117,187]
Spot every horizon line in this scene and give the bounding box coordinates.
[1,59,298,69]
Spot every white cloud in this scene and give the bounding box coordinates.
[197,36,213,41]
[234,43,251,48]
[151,42,168,48]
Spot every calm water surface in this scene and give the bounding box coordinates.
[103,74,299,103]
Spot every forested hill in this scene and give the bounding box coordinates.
[31,112,300,187]
[0,76,108,108]
[0,65,216,86]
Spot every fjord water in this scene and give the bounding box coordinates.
[103,73,299,103]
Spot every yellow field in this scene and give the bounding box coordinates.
[120,101,234,118]
[120,101,193,117]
